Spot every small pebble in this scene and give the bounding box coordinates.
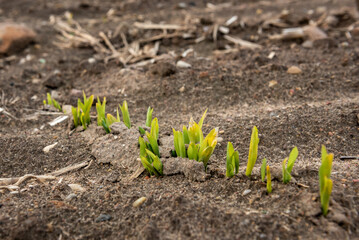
[287,66,302,74]
[95,214,112,222]
[242,189,252,196]
[176,60,191,68]
[133,197,147,208]
[88,58,96,64]
[65,193,77,202]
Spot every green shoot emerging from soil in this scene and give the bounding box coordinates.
[266,165,272,193]
[261,158,267,182]
[146,107,153,127]
[72,92,94,130]
[95,97,120,133]
[319,145,333,216]
[245,126,259,177]
[226,142,239,178]
[173,109,217,171]
[120,100,131,129]
[44,93,62,112]
[96,97,106,126]
[139,118,162,176]
[282,147,299,184]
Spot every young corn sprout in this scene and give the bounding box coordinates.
[146,107,153,127]
[72,92,94,130]
[319,145,333,216]
[226,142,239,178]
[282,147,298,184]
[96,97,106,126]
[261,158,267,182]
[266,165,272,193]
[96,97,120,133]
[245,126,259,177]
[139,118,162,176]
[119,100,131,129]
[43,93,62,112]
[172,109,217,171]
[139,107,154,135]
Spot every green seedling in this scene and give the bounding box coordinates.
[172,109,216,171]
[139,118,162,177]
[146,107,153,127]
[245,126,259,177]
[319,145,333,216]
[72,92,94,130]
[96,97,106,126]
[43,93,62,112]
[282,147,299,184]
[261,158,267,182]
[139,127,146,135]
[119,100,131,129]
[226,142,239,178]
[266,165,272,193]
[140,148,163,177]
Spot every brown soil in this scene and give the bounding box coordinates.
[1,0,359,239]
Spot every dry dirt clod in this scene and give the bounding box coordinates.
[150,62,176,77]
[68,184,86,193]
[287,66,302,74]
[0,23,36,55]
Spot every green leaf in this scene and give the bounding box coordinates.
[282,158,291,184]
[319,151,333,198]
[139,137,147,158]
[199,146,213,171]
[177,131,186,158]
[47,93,52,105]
[140,156,155,176]
[226,142,235,178]
[183,126,190,144]
[261,158,267,182]
[226,142,239,178]
[146,107,153,127]
[120,100,131,129]
[146,149,163,176]
[72,106,79,127]
[287,147,298,174]
[150,118,159,140]
[187,142,198,160]
[173,129,180,157]
[102,119,111,133]
[96,97,106,126]
[245,126,259,177]
[188,121,202,144]
[146,132,160,157]
[321,176,332,216]
[139,127,146,135]
[233,151,239,174]
[198,108,208,129]
[80,112,87,130]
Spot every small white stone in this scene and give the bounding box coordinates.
[88,58,96,64]
[242,189,252,196]
[176,60,191,68]
[43,142,58,153]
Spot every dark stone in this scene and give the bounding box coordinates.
[95,214,112,222]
